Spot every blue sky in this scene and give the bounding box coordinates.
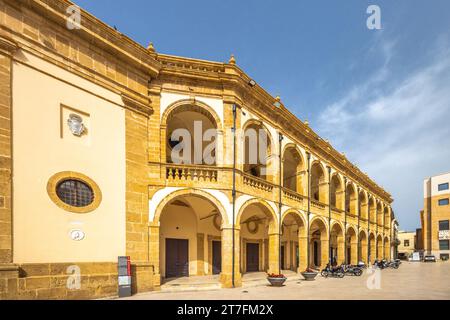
[74,0,450,231]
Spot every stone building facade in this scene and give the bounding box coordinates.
[0,0,394,299]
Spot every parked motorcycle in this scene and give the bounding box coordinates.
[373,260,386,269]
[387,260,400,269]
[321,263,345,278]
[342,264,363,276]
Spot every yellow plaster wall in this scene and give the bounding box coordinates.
[12,53,126,263]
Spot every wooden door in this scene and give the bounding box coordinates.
[212,241,222,275]
[166,239,189,278]
[246,243,259,272]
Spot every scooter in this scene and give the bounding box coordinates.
[343,264,363,276]
[321,263,345,278]
[387,260,400,269]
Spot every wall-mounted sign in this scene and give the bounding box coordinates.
[439,230,449,240]
[70,229,85,241]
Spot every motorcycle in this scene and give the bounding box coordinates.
[387,260,400,269]
[373,260,386,269]
[342,264,363,276]
[321,263,345,278]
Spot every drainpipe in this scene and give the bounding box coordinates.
[327,166,332,266]
[344,177,348,264]
[368,198,371,265]
[306,152,311,268]
[357,187,361,263]
[278,133,284,275]
[231,104,237,288]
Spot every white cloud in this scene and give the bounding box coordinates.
[316,38,450,230]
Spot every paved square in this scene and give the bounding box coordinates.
[120,262,450,300]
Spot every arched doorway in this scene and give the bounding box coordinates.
[359,230,368,264]
[282,146,304,194]
[157,192,225,282]
[309,217,328,269]
[347,226,358,265]
[330,222,344,265]
[377,235,383,260]
[369,233,376,264]
[281,211,307,272]
[384,237,390,260]
[238,200,278,274]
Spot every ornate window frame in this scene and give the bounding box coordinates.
[47,171,102,213]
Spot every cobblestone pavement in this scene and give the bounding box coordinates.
[120,262,450,300]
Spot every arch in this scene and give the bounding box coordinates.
[236,198,279,233]
[161,99,223,130]
[281,209,307,272]
[345,182,357,215]
[359,229,368,264]
[153,188,228,226]
[281,209,307,229]
[241,119,274,181]
[376,234,383,260]
[309,215,329,235]
[330,173,344,210]
[282,144,305,194]
[368,196,376,223]
[330,220,345,265]
[376,201,383,225]
[346,224,358,236]
[163,100,221,165]
[309,214,329,268]
[359,189,368,220]
[310,160,327,203]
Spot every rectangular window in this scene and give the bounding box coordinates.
[439,220,450,231]
[438,198,449,206]
[439,240,449,250]
[438,183,449,191]
[404,240,410,247]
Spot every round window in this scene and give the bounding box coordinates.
[56,179,94,207]
[47,172,102,213]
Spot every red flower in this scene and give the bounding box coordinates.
[267,273,285,278]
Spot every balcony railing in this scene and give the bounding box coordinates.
[311,200,326,210]
[242,173,274,193]
[166,164,218,182]
[282,187,305,204]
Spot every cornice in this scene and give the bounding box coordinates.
[0,31,18,55]
[8,0,162,77]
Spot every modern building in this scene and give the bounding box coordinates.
[0,0,394,299]
[397,231,416,260]
[421,172,450,260]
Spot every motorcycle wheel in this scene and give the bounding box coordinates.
[321,270,328,277]
[355,270,362,276]
[337,272,344,278]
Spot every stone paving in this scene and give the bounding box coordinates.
[120,262,450,300]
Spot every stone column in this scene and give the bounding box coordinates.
[351,238,358,265]
[267,232,280,274]
[337,236,345,264]
[197,233,205,275]
[148,223,161,289]
[320,239,330,269]
[0,33,18,299]
[298,236,308,272]
[220,226,241,288]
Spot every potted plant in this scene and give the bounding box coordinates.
[301,268,318,281]
[267,273,287,287]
